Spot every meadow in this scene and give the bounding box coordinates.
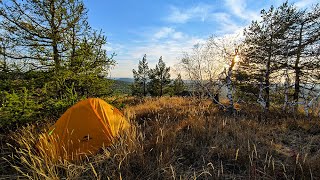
[1,0,320,179]
[1,96,320,179]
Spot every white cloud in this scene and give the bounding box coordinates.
[225,0,245,17]
[172,32,184,40]
[109,29,206,77]
[164,2,250,35]
[224,0,260,21]
[294,0,318,9]
[104,42,125,54]
[110,1,266,77]
[200,12,244,35]
[166,7,190,23]
[109,18,247,78]
[166,4,213,23]
[152,27,186,41]
[109,59,135,78]
[153,27,175,39]
[128,36,206,66]
[166,1,260,24]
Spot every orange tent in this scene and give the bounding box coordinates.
[37,98,130,160]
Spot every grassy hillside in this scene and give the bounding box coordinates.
[1,97,320,179]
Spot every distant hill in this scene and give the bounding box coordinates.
[111,78,134,83]
[110,79,132,95]
[111,78,193,84]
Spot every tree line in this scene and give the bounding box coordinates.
[240,1,320,116]
[180,1,320,116]
[132,54,185,97]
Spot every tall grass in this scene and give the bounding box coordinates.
[1,97,320,179]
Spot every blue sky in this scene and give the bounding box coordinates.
[83,0,318,78]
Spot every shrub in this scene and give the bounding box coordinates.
[0,88,42,128]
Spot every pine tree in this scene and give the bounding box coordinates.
[132,54,149,96]
[173,73,185,95]
[241,2,297,111]
[0,0,88,72]
[148,56,171,96]
[287,4,320,105]
[241,2,320,114]
[0,0,115,104]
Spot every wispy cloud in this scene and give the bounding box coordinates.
[128,37,206,63]
[104,43,124,54]
[294,0,318,9]
[166,1,260,24]
[210,12,244,35]
[224,0,260,21]
[109,27,206,77]
[165,4,214,23]
[152,27,186,40]
[172,31,184,39]
[164,2,249,34]
[153,27,174,39]
[109,1,269,77]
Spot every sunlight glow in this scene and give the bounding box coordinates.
[234,55,240,63]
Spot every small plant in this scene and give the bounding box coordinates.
[0,87,42,128]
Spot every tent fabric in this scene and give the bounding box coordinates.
[37,98,130,160]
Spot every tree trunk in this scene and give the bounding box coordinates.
[265,25,273,111]
[160,82,163,97]
[226,61,235,112]
[70,26,76,69]
[50,1,60,73]
[226,52,237,114]
[143,80,146,96]
[53,41,60,71]
[283,66,290,111]
[293,24,304,105]
[265,57,270,110]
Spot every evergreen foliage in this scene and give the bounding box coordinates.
[132,54,149,96]
[0,0,115,127]
[148,56,171,96]
[238,1,320,111]
[173,73,185,95]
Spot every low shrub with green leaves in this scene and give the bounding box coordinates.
[0,88,42,128]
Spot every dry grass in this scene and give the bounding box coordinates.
[1,96,320,179]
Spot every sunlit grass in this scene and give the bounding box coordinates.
[1,97,320,179]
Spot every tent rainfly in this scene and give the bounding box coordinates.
[37,98,130,160]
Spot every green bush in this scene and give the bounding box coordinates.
[41,81,82,119]
[0,88,42,128]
